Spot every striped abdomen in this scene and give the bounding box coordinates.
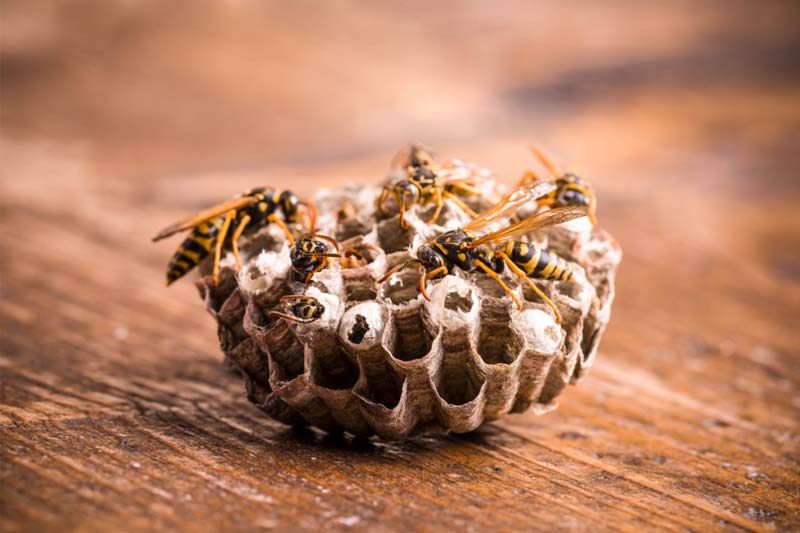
[503,241,573,282]
[166,219,221,285]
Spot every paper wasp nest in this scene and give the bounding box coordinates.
[198,170,621,439]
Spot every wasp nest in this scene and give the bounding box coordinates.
[198,168,621,439]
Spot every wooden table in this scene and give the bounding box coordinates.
[2,2,798,531]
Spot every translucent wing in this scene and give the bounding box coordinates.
[462,179,556,232]
[389,144,438,171]
[466,205,590,248]
[152,195,258,241]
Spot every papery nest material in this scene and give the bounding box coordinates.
[197,169,621,439]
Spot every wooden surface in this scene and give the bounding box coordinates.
[2,2,799,531]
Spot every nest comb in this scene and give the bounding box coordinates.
[197,166,621,439]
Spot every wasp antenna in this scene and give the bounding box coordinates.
[378,259,422,284]
[305,232,340,251]
[268,311,308,324]
[417,266,432,301]
[299,199,318,232]
[529,145,561,178]
[279,294,317,303]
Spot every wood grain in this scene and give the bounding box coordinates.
[2,1,799,531]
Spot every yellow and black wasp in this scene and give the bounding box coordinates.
[376,145,485,229]
[290,233,342,284]
[153,187,317,287]
[519,146,597,225]
[378,179,589,323]
[268,295,326,324]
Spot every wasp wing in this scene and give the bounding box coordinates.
[389,144,438,171]
[462,179,556,232]
[466,205,590,248]
[152,195,258,241]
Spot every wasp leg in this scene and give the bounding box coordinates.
[496,251,562,323]
[377,187,391,215]
[305,233,340,251]
[343,248,363,260]
[304,258,329,285]
[416,263,432,301]
[268,311,315,324]
[516,169,539,188]
[377,258,423,284]
[230,214,251,270]
[588,189,598,226]
[212,210,236,288]
[427,187,444,225]
[442,191,479,218]
[268,213,295,245]
[474,259,522,310]
[396,190,410,230]
[280,294,317,303]
[447,182,482,196]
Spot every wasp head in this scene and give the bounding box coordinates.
[392,180,419,208]
[416,244,446,277]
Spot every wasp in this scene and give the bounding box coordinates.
[268,295,326,324]
[376,145,485,229]
[378,179,589,323]
[290,233,342,284]
[153,187,317,287]
[519,146,597,225]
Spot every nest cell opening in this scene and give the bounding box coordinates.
[387,306,438,361]
[376,219,415,253]
[355,358,404,409]
[444,290,474,313]
[267,328,306,383]
[309,345,360,390]
[380,267,422,305]
[434,351,485,406]
[477,319,523,366]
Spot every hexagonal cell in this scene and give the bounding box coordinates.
[354,357,404,409]
[520,278,553,304]
[477,303,523,366]
[264,324,305,384]
[338,301,386,350]
[444,290,474,313]
[198,268,239,314]
[335,202,373,241]
[308,344,360,390]
[385,304,438,362]
[340,240,383,303]
[474,273,519,301]
[433,350,485,406]
[376,217,415,253]
[379,265,422,305]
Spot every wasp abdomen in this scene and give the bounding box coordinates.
[166,219,221,285]
[505,241,573,282]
